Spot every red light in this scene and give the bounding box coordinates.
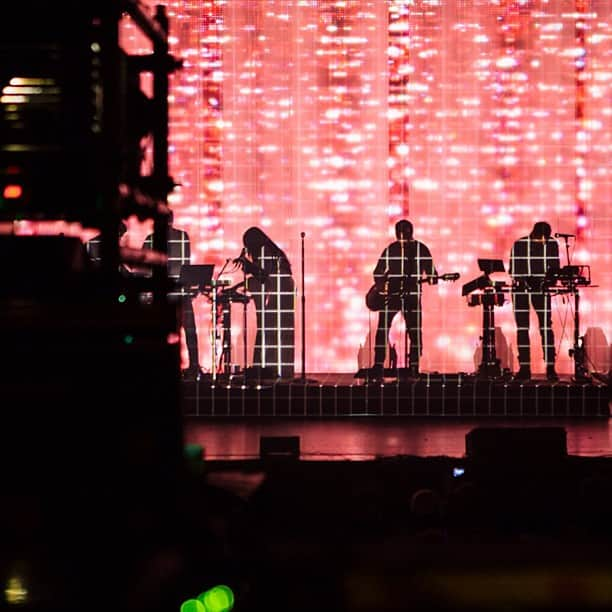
[167,332,180,345]
[3,184,23,199]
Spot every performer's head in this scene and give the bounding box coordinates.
[243,226,268,252]
[243,226,292,273]
[395,219,413,241]
[529,221,552,242]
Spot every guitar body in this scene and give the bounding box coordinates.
[365,273,460,312]
[365,284,387,311]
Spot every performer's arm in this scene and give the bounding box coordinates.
[420,243,438,283]
[239,254,268,284]
[509,241,517,279]
[373,249,388,290]
[183,231,191,265]
[509,240,528,289]
[548,239,560,274]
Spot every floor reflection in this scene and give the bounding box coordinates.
[184,417,612,460]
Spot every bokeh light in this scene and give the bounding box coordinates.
[180,599,205,612]
[198,585,235,612]
[121,1,611,375]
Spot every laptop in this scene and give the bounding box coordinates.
[179,264,215,289]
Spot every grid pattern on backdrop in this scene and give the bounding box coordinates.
[120,1,611,375]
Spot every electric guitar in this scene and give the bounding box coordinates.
[365,272,460,312]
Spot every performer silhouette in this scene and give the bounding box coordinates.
[143,211,201,379]
[237,227,295,378]
[85,220,129,274]
[509,221,560,381]
[372,219,437,378]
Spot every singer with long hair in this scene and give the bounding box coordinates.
[236,227,295,378]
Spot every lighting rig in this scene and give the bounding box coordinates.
[0,0,182,294]
[0,10,187,606]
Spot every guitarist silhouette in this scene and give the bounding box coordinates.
[368,219,444,379]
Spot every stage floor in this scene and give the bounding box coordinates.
[182,372,610,419]
[184,416,612,461]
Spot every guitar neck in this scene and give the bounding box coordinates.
[418,273,460,283]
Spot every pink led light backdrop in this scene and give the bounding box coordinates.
[123,1,611,375]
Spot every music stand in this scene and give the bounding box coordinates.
[477,258,505,275]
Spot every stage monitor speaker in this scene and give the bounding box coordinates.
[246,366,279,380]
[466,427,567,463]
[260,436,300,461]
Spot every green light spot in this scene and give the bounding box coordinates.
[184,443,203,461]
[123,335,134,345]
[180,599,205,612]
[198,585,235,612]
[118,294,127,303]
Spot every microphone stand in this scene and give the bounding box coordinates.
[560,234,572,268]
[242,263,248,378]
[227,250,249,384]
[208,258,230,383]
[294,231,316,384]
[301,232,306,381]
[558,234,590,382]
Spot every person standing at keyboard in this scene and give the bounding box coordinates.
[509,221,560,381]
[143,211,201,379]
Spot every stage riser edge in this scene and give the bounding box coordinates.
[183,381,609,418]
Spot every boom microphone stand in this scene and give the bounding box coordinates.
[556,234,591,382]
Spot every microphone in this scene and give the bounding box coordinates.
[233,247,246,264]
[554,232,575,239]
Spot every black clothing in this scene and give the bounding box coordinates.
[244,244,295,378]
[144,226,191,280]
[85,223,129,276]
[509,236,560,368]
[372,238,436,368]
[509,235,560,291]
[143,227,200,371]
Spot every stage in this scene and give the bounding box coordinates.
[183,416,612,462]
[182,372,610,419]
